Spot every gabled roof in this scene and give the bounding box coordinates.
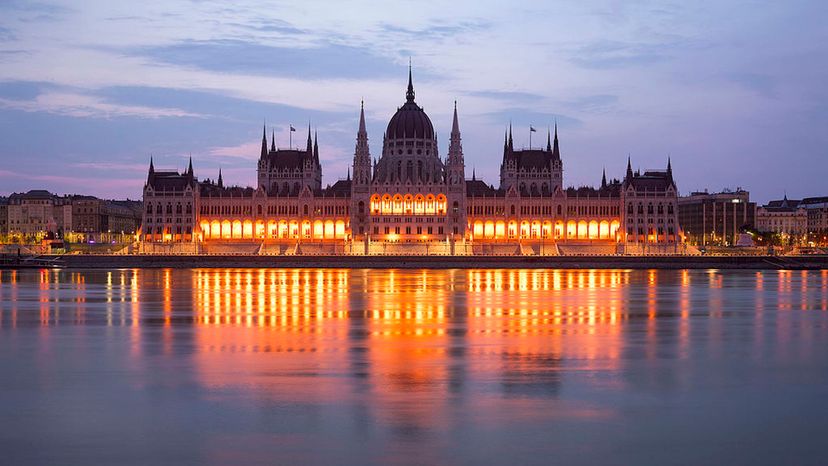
[262,148,310,170]
[624,169,674,192]
[199,181,254,197]
[466,179,503,197]
[147,170,196,192]
[566,181,621,198]
[505,148,555,171]
[10,189,55,200]
[321,179,352,197]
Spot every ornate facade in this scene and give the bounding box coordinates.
[141,71,683,255]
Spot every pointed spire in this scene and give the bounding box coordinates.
[217,168,223,188]
[347,166,351,181]
[313,129,319,164]
[626,155,633,180]
[306,122,313,156]
[358,99,367,135]
[546,127,552,151]
[551,122,560,160]
[601,167,607,189]
[508,123,513,150]
[451,100,460,137]
[666,156,673,183]
[406,58,415,102]
[260,123,268,158]
[149,156,154,174]
[472,167,476,181]
[270,129,276,152]
[187,155,193,176]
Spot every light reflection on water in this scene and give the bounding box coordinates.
[1,268,828,465]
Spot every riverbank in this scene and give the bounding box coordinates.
[29,254,828,270]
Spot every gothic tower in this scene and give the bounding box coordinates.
[446,101,467,238]
[351,101,371,239]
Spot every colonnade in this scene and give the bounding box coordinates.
[370,193,447,216]
[470,219,621,240]
[199,218,348,240]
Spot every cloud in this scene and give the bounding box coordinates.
[727,73,777,99]
[569,40,676,69]
[207,140,262,161]
[560,94,619,113]
[483,108,582,128]
[466,90,546,104]
[0,26,15,41]
[0,168,143,197]
[0,92,204,119]
[376,20,490,41]
[70,162,149,172]
[134,39,404,79]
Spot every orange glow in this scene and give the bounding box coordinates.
[371,192,446,215]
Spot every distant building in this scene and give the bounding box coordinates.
[72,196,143,240]
[0,197,7,236]
[756,196,809,244]
[799,196,828,236]
[6,190,72,238]
[678,189,755,246]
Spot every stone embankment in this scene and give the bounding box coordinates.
[41,254,828,270]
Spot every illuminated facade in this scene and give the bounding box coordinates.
[141,71,683,254]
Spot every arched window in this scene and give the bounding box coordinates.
[667,204,674,214]
[628,203,634,214]
[358,201,365,214]
[648,203,654,215]
[557,205,562,215]
[637,203,644,215]
[511,205,516,215]
[657,203,663,214]
[257,205,263,215]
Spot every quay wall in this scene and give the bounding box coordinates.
[44,254,828,270]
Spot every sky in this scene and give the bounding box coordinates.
[0,0,826,203]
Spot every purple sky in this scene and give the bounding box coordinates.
[0,1,826,203]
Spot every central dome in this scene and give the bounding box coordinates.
[385,68,434,140]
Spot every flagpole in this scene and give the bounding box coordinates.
[289,125,292,150]
[529,125,532,150]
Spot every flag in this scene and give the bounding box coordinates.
[289,125,296,132]
[529,126,537,132]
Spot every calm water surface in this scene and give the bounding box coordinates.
[1,268,828,465]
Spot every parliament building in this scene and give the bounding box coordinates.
[141,71,682,255]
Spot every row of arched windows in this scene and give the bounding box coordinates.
[146,202,191,215]
[370,193,447,215]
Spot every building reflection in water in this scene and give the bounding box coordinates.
[1,267,828,445]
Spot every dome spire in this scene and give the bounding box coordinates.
[406,58,415,102]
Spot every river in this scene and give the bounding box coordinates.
[1,268,827,465]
